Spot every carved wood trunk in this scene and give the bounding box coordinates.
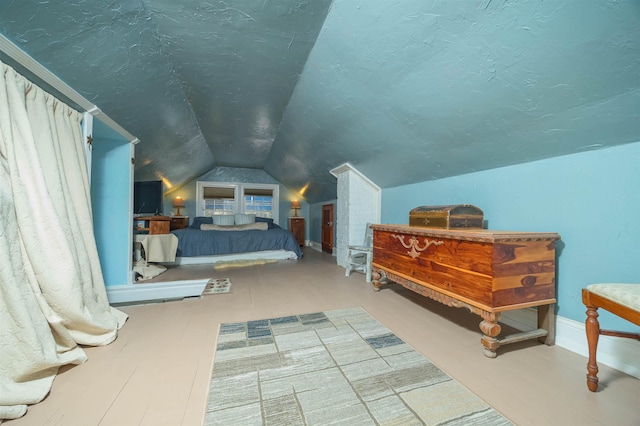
[373,225,558,310]
[409,204,484,229]
[371,224,561,357]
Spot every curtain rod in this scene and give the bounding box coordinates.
[0,33,139,144]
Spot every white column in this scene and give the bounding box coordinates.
[330,163,381,269]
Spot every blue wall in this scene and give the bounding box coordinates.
[382,142,640,330]
[162,166,308,232]
[91,123,132,287]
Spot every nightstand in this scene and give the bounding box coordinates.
[288,217,305,246]
[170,216,189,231]
[134,216,171,234]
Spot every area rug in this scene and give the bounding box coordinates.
[205,307,512,425]
[202,278,232,295]
[213,258,278,270]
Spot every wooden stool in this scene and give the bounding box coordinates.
[582,284,640,392]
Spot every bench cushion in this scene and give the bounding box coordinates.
[586,284,640,311]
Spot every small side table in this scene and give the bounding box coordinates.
[134,216,171,234]
[170,216,189,230]
[288,217,305,246]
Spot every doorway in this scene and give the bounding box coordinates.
[322,204,334,254]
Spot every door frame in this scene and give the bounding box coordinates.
[321,203,334,254]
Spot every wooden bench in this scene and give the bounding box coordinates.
[582,284,640,392]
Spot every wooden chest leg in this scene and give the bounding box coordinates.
[480,317,502,358]
[372,270,383,292]
[537,303,556,346]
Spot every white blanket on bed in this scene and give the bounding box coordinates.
[135,234,178,262]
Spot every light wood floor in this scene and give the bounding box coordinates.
[7,249,639,426]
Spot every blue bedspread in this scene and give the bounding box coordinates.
[171,227,302,258]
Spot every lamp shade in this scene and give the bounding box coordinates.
[290,200,301,209]
[173,196,185,208]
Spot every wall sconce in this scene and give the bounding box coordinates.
[173,196,185,216]
[290,199,301,217]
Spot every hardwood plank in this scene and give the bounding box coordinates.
[6,249,638,426]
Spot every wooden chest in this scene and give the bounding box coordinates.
[371,224,560,357]
[409,204,484,229]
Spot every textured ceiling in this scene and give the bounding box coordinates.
[1,0,639,203]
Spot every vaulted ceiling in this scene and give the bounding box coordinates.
[1,1,639,203]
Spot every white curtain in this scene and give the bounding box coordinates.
[0,61,128,420]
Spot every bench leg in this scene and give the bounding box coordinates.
[537,303,556,345]
[585,305,600,392]
[372,270,383,292]
[480,316,502,358]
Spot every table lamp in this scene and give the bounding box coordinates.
[291,200,301,217]
[173,196,185,216]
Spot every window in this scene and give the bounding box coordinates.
[204,198,235,215]
[196,182,280,224]
[244,188,274,218]
[202,186,236,216]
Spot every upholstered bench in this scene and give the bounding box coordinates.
[582,284,640,391]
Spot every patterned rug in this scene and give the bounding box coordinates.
[202,278,232,295]
[205,307,512,425]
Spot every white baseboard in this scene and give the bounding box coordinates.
[307,240,337,256]
[502,309,640,379]
[308,241,322,252]
[500,308,538,332]
[106,279,209,304]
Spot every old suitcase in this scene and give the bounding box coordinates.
[409,204,484,229]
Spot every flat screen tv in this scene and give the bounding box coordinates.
[133,180,163,215]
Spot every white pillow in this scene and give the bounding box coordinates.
[234,213,256,225]
[212,215,235,226]
[201,222,268,231]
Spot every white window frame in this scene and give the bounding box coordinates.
[196,181,279,224]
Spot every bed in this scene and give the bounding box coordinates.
[169,215,302,264]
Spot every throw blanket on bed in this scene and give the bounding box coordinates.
[134,234,178,262]
[171,227,302,258]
